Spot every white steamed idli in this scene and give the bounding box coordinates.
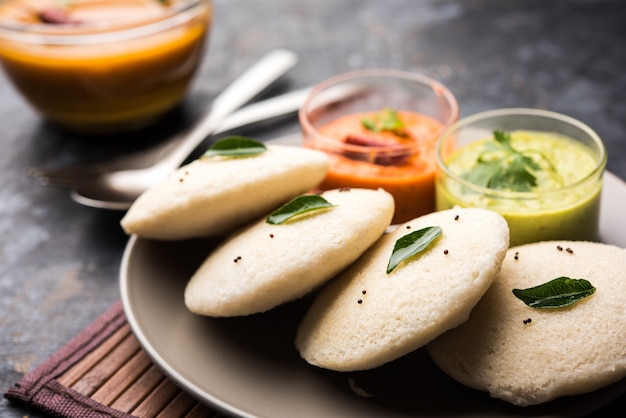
[427,240,626,406]
[296,207,510,371]
[121,145,329,240]
[185,188,395,317]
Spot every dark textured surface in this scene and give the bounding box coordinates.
[1,1,625,417]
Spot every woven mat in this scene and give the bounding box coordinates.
[4,301,224,418]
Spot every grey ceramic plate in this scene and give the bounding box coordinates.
[120,169,626,418]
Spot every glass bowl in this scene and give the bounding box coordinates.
[435,108,607,246]
[299,69,459,224]
[0,0,212,134]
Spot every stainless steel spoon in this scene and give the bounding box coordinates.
[38,49,301,210]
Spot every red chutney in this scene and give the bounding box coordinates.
[0,0,212,133]
[307,110,444,224]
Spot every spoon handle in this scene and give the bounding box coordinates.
[165,49,298,166]
[215,86,311,134]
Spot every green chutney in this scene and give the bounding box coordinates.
[436,130,604,246]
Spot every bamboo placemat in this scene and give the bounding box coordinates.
[4,301,225,418]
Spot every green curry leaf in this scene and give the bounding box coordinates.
[512,277,596,309]
[387,226,442,274]
[266,195,335,225]
[202,136,267,158]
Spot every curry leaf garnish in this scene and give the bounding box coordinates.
[202,136,267,158]
[512,277,596,309]
[387,226,442,274]
[462,130,556,192]
[361,108,406,136]
[266,195,335,225]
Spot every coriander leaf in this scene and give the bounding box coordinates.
[361,108,406,136]
[202,136,267,158]
[461,160,502,188]
[361,117,377,132]
[494,129,512,148]
[461,130,557,192]
[378,108,405,132]
[487,153,538,191]
[387,226,442,274]
[266,195,335,225]
[512,277,596,309]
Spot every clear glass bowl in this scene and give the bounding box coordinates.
[435,108,607,246]
[299,69,459,224]
[0,0,212,133]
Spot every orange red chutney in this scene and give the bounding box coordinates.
[0,0,212,133]
[306,110,445,224]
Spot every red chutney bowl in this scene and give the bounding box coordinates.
[299,69,459,224]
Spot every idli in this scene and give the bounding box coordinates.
[296,207,509,371]
[185,188,394,317]
[427,240,626,406]
[121,144,329,240]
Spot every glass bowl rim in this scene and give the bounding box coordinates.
[299,68,460,156]
[435,107,608,200]
[0,0,209,45]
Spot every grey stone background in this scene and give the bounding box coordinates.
[1,1,625,416]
